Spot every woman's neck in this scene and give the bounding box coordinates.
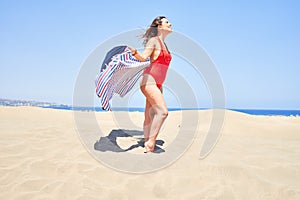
[157,32,167,41]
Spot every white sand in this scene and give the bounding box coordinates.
[0,106,300,199]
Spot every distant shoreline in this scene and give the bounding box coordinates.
[1,98,299,116]
[1,104,300,117]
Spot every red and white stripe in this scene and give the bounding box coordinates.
[95,47,150,111]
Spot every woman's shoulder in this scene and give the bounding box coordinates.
[146,37,159,47]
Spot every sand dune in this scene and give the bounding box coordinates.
[0,106,300,199]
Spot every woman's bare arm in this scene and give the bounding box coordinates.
[128,38,156,62]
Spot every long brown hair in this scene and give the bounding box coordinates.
[142,16,166,45]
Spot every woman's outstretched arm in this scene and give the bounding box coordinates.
[128,38,156,62]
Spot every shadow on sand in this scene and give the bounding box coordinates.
[94,129,165,153]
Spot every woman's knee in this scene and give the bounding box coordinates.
[163,110,169,118]
[149,104,167,117]
[157,107,168,119]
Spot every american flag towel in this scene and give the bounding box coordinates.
[95,46,150,111]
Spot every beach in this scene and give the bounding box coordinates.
[0,106,300,199]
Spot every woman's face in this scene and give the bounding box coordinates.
[159,18,172,33]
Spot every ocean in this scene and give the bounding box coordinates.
[41,106,300,117]
[230,109,300,116]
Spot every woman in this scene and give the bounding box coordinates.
[129,16,172,152]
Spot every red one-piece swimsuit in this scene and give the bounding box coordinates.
[143,37,172,89]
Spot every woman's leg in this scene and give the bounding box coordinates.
[141,85,168,152]
[143,99,154,142]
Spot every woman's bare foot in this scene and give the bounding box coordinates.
[144,141,155,153]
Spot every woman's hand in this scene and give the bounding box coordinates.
[128,46,137,55]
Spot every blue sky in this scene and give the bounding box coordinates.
[0,0,299,109]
